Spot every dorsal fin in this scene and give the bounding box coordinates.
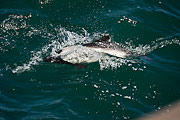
[83,35,110,47]
[93,35,110,43]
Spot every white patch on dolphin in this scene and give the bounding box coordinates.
[59,45,104,64]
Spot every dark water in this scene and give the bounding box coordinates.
[0,0,180,119]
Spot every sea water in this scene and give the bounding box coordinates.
[0,0,180,119]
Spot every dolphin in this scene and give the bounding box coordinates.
[43,35,133,68]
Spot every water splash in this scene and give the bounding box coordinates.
[12,27,93,73]
[128,38,180,56]
[117,16,137,26]
[12,30,180,73]
[2,15,179,73]
[99,55,138,70]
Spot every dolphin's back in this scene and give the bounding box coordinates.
[83,35,132,58]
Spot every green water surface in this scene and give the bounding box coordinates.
[0,0,180,120]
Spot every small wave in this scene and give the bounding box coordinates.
[98,37,180,70]
[125,38,180,56]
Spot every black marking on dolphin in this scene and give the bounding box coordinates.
[82,35,110,48]
[83,35,133,58]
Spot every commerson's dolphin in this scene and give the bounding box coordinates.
[43,35,133,68]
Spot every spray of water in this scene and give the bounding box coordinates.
[12,26,180,73]
[1,15,179,73]
[12,27,93,73]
